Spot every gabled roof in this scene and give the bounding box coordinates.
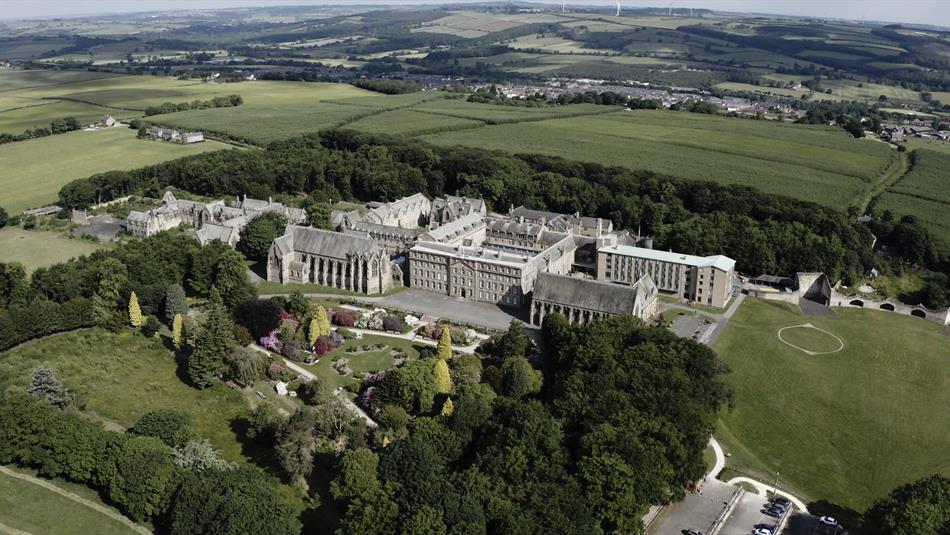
[533,273,655,316]
[277,225,383,259]
[419,212,484,243]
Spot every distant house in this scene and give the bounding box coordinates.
[181,132,205,143]
[99,115,116,127]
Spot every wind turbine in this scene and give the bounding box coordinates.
[616,0,621,17]
[562,1,566,13]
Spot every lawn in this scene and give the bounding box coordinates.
[0,227,106,273]
[343,109,484,136]
[303,334,424,392]
[420,110,896,209]
[0,467,144,535]
[0,329,262,464]
[714,298,950,511]
[0,127,229,213]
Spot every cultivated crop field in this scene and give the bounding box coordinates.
[412,98,610,123]
[343,109,484,135]
[420,110,896,208]
[875,149,950,244]
[0,127,228,213]
[715,298,950,511]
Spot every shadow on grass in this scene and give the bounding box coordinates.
[301,453,342,533]
[807,499,863,533]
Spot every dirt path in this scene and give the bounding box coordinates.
[0,466,151,535]
[0,522,32,535]
[855,149,909,214]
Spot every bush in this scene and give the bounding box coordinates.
[332,308,356,327]
[130,409,194,448]
[266,362,295,382]
[231,324,253,346]
[382,315,407,333]
[282,340,311,362]
[297,380,329,405]
[337,327,353,339]
[142,315,161,337]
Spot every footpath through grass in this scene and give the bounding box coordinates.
[714,298,950,511]
[0,466,143,535]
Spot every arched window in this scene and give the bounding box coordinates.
[372,259,379,277]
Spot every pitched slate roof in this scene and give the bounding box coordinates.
[533,273,653,316]
[420,212,485,243]
[277,225,383,259]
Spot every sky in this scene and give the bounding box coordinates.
[2,0,948,28]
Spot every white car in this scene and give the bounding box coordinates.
[753,529,772,535]
[819,516,838,526]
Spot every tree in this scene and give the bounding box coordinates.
[440,398,454,417]
[309,305,330,346]
[375,359,439,414]
[433,359,452,394]
[0,206,8,228]
[28,367,70,408]
[131,409,194,448]
[238,213,287,262]
[276,409,316,486]
[224,347,267,386]
[245,403,285,445]
[864,474,950,534]
[436,326,452,359]
[495,320,530,358]
[107,435,179,522]
[129,291,144,327]
[498,356,542,398]
[92,258,128,326]
[306,203,333,230]
[172,313,184,350]
[187,289,235,388]
[164,284,188,324]
[166,467,301,535]
[142,316,160,337]
[330,448,380,501]
[172,439,231,472]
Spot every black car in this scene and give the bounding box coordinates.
[763,509,783,519]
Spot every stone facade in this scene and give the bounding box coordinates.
[363,193,431,228]
[126,191,305,247]
[267,226,393,294]
[530,273,658,326]
[430,195,486,229]
[595,234,735,308]
[508,206,612,238]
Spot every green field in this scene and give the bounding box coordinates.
[344,109,484,135]
[0,329,265,464]
[303,333,423,392]
[0,127,228,213]
[420,110,896,209]
[0,227,106,272]
[0,467,144,535]
[874,149,950,243]
[715,298,950,510]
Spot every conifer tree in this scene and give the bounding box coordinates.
[188,289,235,389]
[172,313,184,351]
[129,291,144,328]
[317,306,331,336]
[440,397,454,417]
[164,284,188,324]
[91,257,128,326]
[436,326,452,360]
[433,358,452,394]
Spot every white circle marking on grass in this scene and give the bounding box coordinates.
[776,323,844,355]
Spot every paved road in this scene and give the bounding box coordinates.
[718,492,781,535]
[649,478,738,535]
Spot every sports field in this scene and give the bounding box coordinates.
[0,467,145,535]
[0,127,228,213]
[420,110,896,209]
[0,228,106,272]
[874,148,950,244]
[714,298,950,510]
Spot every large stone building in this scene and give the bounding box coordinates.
[362,193,431,228]
[595,234,735,307]
[267,226,394,294]
[126,191,305,247]
[430,195,486,228]
[508,206,613,238]
[530,273,658,326]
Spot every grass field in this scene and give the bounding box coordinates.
[420,110,896,209]
[714,298,950,511]
[0,127,228,213]
[303,333,423,391]
[0,329,263,464]
[344,109,484,135]
[0,227,106,272]
[874,148,950,244]
[0,467,143,535]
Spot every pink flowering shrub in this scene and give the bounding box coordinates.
[361,386,377,409]
[260,330,282,352]
[332,309,356,327]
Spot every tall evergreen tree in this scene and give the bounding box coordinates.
[187,289,235,388]
[433,359,452,395]
[172,313,184,351]
[27,367,70,408]
[164,284,188,324]
[129,291,144,327]
[309,305,331,346]
[436,327,452,360]
[92,258,128,326]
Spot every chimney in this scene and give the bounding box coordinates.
[644,238,654,249]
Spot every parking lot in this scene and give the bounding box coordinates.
[648,478,738,535]
[719,492,785,535]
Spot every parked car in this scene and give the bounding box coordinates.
[768,501,789,512]
[819,516,838,526]
[682,530,704,535]
[753,529,772,535]
[763,509,782,519]
[773,496,791,506]
[754,524,776,534]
